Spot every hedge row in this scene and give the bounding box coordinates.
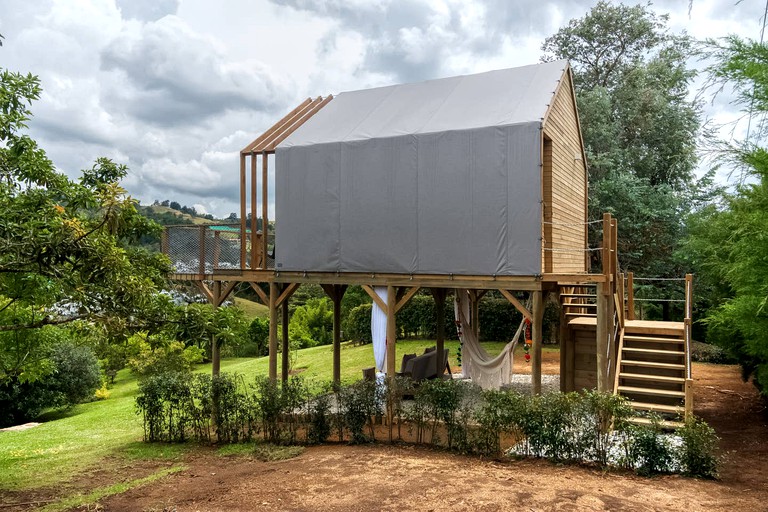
[136,372,718,478]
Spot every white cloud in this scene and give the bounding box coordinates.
[0,0,764,218]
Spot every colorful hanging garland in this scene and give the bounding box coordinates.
[523,317,532,362]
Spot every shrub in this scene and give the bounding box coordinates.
[345,303,373,344]
[627,416,675,476]
[678,416,719,478]
[253,376,285,444]
[339,380,381,443]
[475,389,527,456]
[47,341,102,407]
[127,335,204,377]
[690,340,735,364]
[135,371,194,442]
[0,341,102,426]
[241,317,269,357]
[289,298,333,348]
[307,390,333,445]
[212,373,253,444]
[418,379,466,448]
[478,298,522,341]
[575,390,634,466]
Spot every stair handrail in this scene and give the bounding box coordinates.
[684,274,693,380]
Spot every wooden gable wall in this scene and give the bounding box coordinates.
[541,68,588,274]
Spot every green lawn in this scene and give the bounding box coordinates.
[233,297,269,319]
[0,339,547,492]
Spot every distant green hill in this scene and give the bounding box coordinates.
[139,205,217,226]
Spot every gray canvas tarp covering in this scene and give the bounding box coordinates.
[275,60,568,276]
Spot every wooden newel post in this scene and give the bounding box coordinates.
[596,212,613,393]
[627,272,635,321]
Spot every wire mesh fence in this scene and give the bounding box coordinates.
[164,224,275,274]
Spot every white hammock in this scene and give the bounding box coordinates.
[454,289,526,389]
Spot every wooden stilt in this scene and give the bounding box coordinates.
[321,284,348,386]
[532,290,544,394]
[432,288,447,377]
[268,282,278,382]
[469,290,480,339]
[558,288,568,392]
[212,281,222,377]
[281,291,289,383]
[386,285,396,376]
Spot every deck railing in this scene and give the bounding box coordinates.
[162,224,275,275]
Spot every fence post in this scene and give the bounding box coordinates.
[198,225,206,277]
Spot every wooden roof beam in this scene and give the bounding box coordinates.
[241,98,313,154]
[255,95,334,153]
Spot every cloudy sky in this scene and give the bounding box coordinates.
[0,0,763,218]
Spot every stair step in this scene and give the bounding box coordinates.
[617,386,685,398]
[620,360,686,370]
[563,303,596,309]
[624,335,683,344]
[565,312,597,317]
[627,416,685,430]
[622,347,685,357]
[560,293,597,298]
[627,401,685,415]
[619,373,685,383]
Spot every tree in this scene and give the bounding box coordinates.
[684,37,768,395]
[542,2,700,315]
[0,65,171,403]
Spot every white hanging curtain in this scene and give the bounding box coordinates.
[370,286,388,372]
[454,288,525,389]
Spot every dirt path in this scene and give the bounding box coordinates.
[93,361,767,512]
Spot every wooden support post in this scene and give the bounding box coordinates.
[321,284,348,386]
[262,151,269,268]
[685,378,694,420]
[432,288,447,377]
[211,281,222,377]
[250,153,258,269]
[596,291,608,393]
[558,289,569,392]
[469,290,480,340]
[213,231,221,270]
[268,282,278,382]
[281,291,289,383]
[627,272,635,321]
[386,285,397,376]
[239,153,247,269]
[532,290,544,395]
[198,225,206,277]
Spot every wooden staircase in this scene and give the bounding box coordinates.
[614,320,692,428]
[560,276,694,429]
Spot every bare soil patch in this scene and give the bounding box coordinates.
[90,361,768,512]
[2,357,764,511]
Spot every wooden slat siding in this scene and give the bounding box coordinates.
[543,137,553,273]
[542,69,587,274]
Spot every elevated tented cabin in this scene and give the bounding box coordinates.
[163,60,693,423]
[275,59,587,277]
